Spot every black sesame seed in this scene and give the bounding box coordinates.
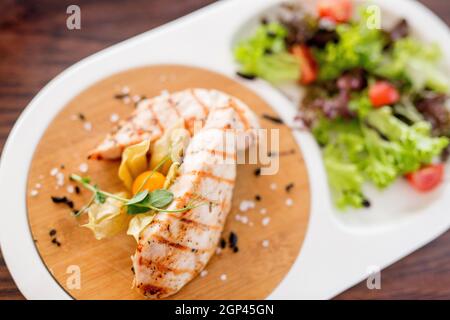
[114,93,129,100]
[75,186,81,194]
[220,238,226,249]
[233,247,239,253]
[51,238,61,246]
[68,201,74,209]
[362,199,371,208]
[236,72,256,80]
[285,183,294,193]
[229,232,238,249]
[254,168,261,177]
[51,196,75,210]
[49,229,57,237]
[51,196,68,203]
[262,114,284,125]
[255,195,262,201]
[78,113,86,121]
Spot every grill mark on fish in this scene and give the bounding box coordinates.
[154,216,222,237]
[147,102,165,135]
[139,284,169,298]
[185,170,235,185]
[191,89,209,117]
[207,149,237,160]
[179,217,222,231]
[228,99,250,130]
[151,234,210,253]
[168,97,182,119]
[139,257,196,276]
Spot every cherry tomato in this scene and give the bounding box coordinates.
[291,44,318,85]
[132,171,166,195]
[369,81,400,108]
[406,164,445,192]
[317,0,353,23]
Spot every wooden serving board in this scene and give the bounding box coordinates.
[26,65,310,300]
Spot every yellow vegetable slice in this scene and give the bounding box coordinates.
[83,192,131,240]
[163,162,180,189]
[118,140,150,190]
[150,119,190,174]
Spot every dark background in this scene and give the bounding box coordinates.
[0,0,449,300]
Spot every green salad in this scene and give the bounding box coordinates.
[234,0,450,209]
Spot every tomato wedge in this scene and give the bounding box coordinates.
[406,164,445,192]
[291,44,318,85]
[369,81,400,108]
[317,0,353,23]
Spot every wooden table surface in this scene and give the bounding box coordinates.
[0,0,449,300]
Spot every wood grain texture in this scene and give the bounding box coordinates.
[25,65,310,300]
[0,0,449,300]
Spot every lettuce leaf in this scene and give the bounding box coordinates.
[365,107,449,172]
[234,22,300,83]
[377,38,449,93]
[325,158,366,209]
[315,12,386,81]
[314,107,449,209]
[315,118,366,208]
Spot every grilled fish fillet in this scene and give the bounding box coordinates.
[88,89,257,160]
[132,93,260,299]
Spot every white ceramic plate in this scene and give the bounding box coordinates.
[0,0,449,300]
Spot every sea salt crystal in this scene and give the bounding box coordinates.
[123,96,131,104]
[110,113,119,123]
[270,183,277,190]
[200,270,208,277]
[260,208,267,215]
[239,200,255,212]
[215,248,222,255]
[262,240,270,248]
[83,121,92,131]
[50,168,59,176]
[235,214,242,222]
[79,163,89,173]
[35,183,42,189]
[70,114,78,121]
[56,172,65,187]
[262,217,271,226]
[240,215,249,224]
[286,198,294,207]
[121,86,130,95]
[30,189,39,197]
[220,274,227,281]
[67,185,75,194]
[132,95,141,103]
